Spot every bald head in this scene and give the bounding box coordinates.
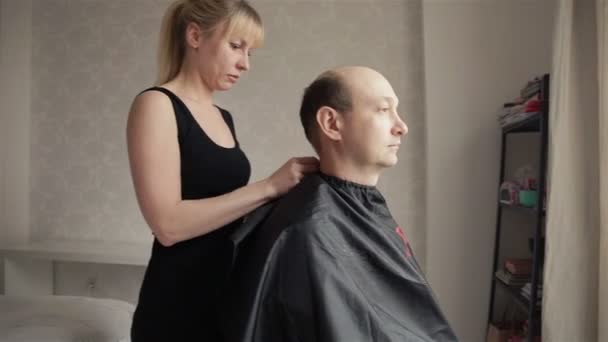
[299,66,396,151]
[332,66,385,86]
[299,68,352,151]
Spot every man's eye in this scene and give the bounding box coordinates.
[230,43,241,49]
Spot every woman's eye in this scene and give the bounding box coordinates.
[230,43,241,49]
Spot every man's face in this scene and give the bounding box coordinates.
[339,71,408,170]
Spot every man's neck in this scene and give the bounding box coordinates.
[319,157,380,186]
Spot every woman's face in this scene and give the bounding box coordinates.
[190,22,253,91]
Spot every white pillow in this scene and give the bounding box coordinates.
[0,295,134,342]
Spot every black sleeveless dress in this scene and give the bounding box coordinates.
[131,87,251,341]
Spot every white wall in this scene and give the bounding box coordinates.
[0,0,33,294]
[5,0,428,302]
[28,0,426,251]
[0,0,31,242]
[423,0,554,340]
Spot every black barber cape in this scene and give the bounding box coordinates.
[220,173,458,342]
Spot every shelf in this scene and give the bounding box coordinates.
[495,276,541,314]
[2,239,152,296]
[500,202,545,216]
[490,74,549,342]
[0,239,152,266]
[501,112,542,134]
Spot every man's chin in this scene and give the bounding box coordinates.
[380,157,398,168]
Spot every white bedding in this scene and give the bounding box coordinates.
[0,295,134,342]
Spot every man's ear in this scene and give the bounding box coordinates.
[185,22,202,49]
[316,106,342,142]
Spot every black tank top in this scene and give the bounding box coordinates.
[131,87,251,341]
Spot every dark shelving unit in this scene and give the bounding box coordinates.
[487,74,549,342]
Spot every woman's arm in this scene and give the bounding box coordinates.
[127,91,317,247]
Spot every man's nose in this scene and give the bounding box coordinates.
[392,114,408,136]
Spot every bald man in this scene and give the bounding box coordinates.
[220,67,457,342]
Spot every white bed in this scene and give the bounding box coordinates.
[0,295,134,342]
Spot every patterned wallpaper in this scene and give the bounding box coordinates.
[30,0,427,265]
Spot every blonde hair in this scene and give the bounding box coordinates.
[156,0,264,85]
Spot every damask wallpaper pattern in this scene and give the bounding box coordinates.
[29,0,427,265]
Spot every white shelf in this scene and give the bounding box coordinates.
[1,239,152,296]
[0,240,152,266]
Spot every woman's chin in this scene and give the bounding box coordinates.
[216,79,238,91]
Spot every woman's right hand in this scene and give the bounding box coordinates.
[264,157,319,199]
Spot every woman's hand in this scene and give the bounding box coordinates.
[264,157,319,199]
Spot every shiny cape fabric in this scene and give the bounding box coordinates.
[220,174,458,342]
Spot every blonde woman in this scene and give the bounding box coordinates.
[126,0,318,340]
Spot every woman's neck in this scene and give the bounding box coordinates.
[166,65,214,108]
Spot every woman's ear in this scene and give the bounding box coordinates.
[185,22,202,49]
[316,106,342,142]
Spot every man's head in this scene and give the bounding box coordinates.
[299,66,407,178]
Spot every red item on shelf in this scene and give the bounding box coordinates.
[505,259,533,275]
